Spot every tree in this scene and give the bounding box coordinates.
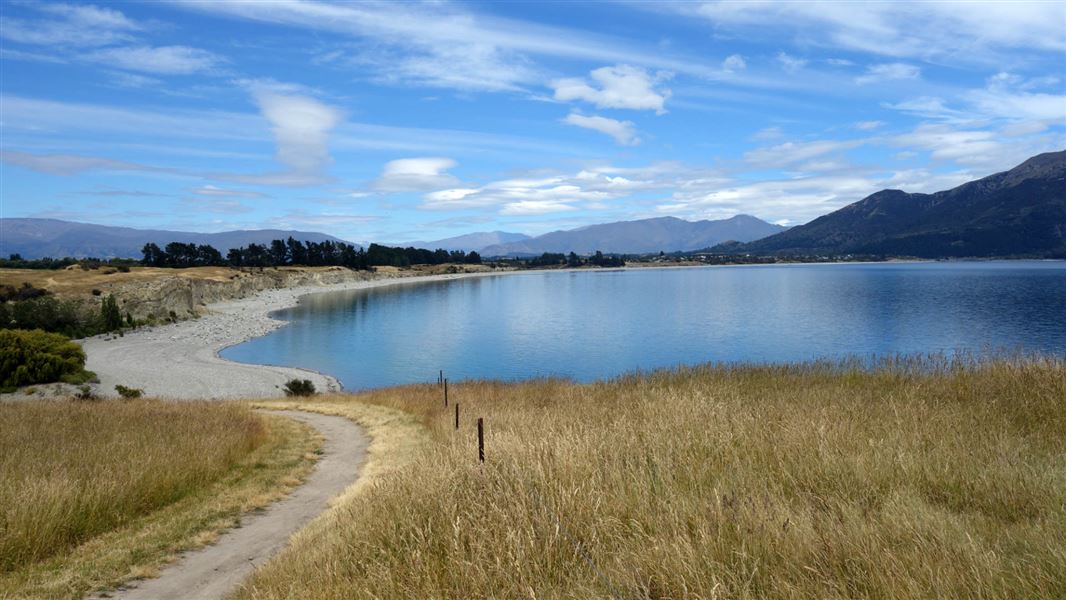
[141,243,165,267]
[196,244,223,266]
[101,294,123,332]
[270,239,289,266]
[286,237,308,265]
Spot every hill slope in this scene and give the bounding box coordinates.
[730,150,1066,257]
[0,219,354,259]
[399,231,531,252]
[481,215,786,256]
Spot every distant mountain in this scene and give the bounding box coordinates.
[480,215,787,256]
[399,231,531,252]
[722,150,1066,258]
[0,218,355,259]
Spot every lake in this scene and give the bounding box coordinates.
[221,261,1066,390]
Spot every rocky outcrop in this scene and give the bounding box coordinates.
[106,267,380,321]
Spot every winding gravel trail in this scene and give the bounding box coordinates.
[98,410,367,600]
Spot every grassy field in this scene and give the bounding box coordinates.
[242,356,1066,599]
[0,400,321,599]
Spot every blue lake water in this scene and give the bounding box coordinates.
[222,261,1066,390]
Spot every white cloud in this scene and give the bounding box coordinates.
[892,124,1011,166]
[562,113,639,145]
[270,210,378,228]
[744,139,866,168]
[854,120,885,130]
[0,150,165,176]
[776,52,807,73]
[174,0,740,91]
[500,201,577,215]
[355,41,538,92]
[250,89,345,183]
[85,45,223,75]
[886,74,1066,126]
[689,2,1066,64]
[884,96,970,121]
[374,157,461,192]
[551,65,671,113]
[191,185,266,199]
[181,197,254,214]
[752,126,784,141]
[722,54,746,72]
[855,62,920,85]
[419,166,661,213]
[0,3,140,47]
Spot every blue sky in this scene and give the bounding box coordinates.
[1,1,1064,244]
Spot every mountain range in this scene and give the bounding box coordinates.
[397,231,532,252]
[4,151,1063,260]
[0,219,353,260]
[477,215,787,256]
[719,150,1066,258]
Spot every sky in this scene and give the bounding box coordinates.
[1,1,1064,244]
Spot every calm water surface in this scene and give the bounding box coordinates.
[222,261,1066,390]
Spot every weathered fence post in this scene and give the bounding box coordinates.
[444,378,448,407]
[477,417,484,463]
[439,369,443,386]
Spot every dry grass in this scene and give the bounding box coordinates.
[0,264,494,299]
[237,356,1066,599]
[0,266,345,297]
[0,400,321,599]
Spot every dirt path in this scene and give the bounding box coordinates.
[96,410,367,600]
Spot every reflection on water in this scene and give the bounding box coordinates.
[221,261,1066,390]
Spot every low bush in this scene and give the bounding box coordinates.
[115,384,143,399]
[0,329,94,392]
[0,282,49,303]
[283,378,316,396]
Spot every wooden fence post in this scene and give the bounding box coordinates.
[455,403,460,429]
[477,417,484,463]
[444,378,448,407]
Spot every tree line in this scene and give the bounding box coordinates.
[140,238,481,269]
[524,251,626,268]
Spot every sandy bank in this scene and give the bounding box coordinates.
[80,270,514,399]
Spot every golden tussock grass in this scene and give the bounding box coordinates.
[0,400,321,599]
[238,356,1066,599]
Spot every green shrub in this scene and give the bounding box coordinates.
[101,294,123,332]
[115,384,143,399]
[0,329,91,391]
[283,379,316,397]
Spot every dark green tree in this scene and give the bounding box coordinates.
[270,240,289,265]
[101,294,123,332]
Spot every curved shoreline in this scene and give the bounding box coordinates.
[80,270,515,399]
[78,261,932,400]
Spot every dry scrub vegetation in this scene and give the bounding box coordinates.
[241,356,1065,599]
[0,400,320,599]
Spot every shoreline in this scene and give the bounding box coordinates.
[79,270,518,399]
[76,260,944,400]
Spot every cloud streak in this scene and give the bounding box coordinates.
[562,113,639,146]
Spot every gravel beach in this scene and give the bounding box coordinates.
[80,271,508,399]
